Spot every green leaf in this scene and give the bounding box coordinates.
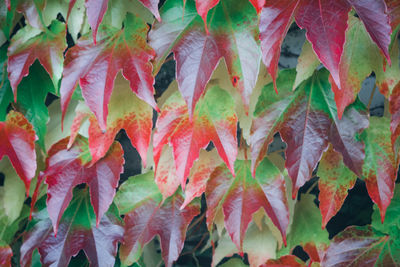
[16,61,52,150]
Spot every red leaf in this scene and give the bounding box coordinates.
[389,82,400,151]
[0,111,36,195]
[69,75,153,165]
[153,86,237,190]
[248,0,265,13]
[259,0,300,91]
[43,135,124,233]
[85,0,109,44]
[348,0,391,63]
[317,146,357,228]
[60,13,157,131]
[173,30,221,116]
[149,0,260,116]
[0,244,12,267]
[322,226,389,266]
[363,117,398,221]
[262,255,306,267]
[116,173,200,267]
[206,159,289,251]
[295,0,351,89]
[21,189,124,267]
[7,21,66,98]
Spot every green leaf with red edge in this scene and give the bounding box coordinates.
[20,188,124,267]
[0,241,12,267]
[317,145,357,228]
[293,40,320,90]
[386,0,400,30]
[182,149,222,208]
[279,194,329,262]
[153,85,237,191]
[68,74,153,165]
[60,12,157,131]
[331,15,381,119]
[154,145,181,199]
[43,135,124,234]
[262,255,306,267]
[7,20,66,97]
[114,172,200,267]
[0,110,36,195]
[251,69,368,198]
[362,117,398,222]
[322,226,396,266]
[149,0,260,115]
[205,159,289,251]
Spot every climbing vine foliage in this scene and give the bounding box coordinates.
[1,0,400,266]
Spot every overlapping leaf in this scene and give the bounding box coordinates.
[317,146,357,228]
[7,20,66,97]
[259,0,391,89]
[205,159,289,251]
[149,0,260,115]
[0,111,36,194]
[280,194,329,263]
[250,69,368,198]
[362,117,398,222]
[114,172,200,267]
[0,45,13,121]
[263,255,306,267]
[60,12,157,131]
[68,74,153,165]
[153,85,237,190]
[386,0,400,30]
[43,135,124,233]
[0,241,12,267]
[20,189,124,267]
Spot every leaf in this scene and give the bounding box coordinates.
[259,0,300,90]
[386,0,400,30]
[362,117,398,222]
[0,158,26,224]
[281,194,329,259]
[0,241,12,267]
[15,0,46,29]
[60,12,157,131]
[20,188,124,267]
[212,221,277,267]
[347,0,392,63]
[149,0,260,115]
[332,16,381,118]
[0,111,36,194]
[390,83,400,153]
[317,145,357,228]
[0,45,12,121]
[205,159,289,251]
[248,0,264,13]
[154,145,181,198]
[251,69,368,198]
[295,0,351,89]
[262,255,306,267]
[115,172,200,267]
[195,0,219,31]
[85,0,109,44]
[182,149,222,208]
[16,62,52,150]
[322,226,393,267]
[43,135,124,233]
[69,74,153,165]
[153,85,237,190]
[293,40,320,90]
[7,20,66,96]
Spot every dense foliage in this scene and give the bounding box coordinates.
[0,0,400,266]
